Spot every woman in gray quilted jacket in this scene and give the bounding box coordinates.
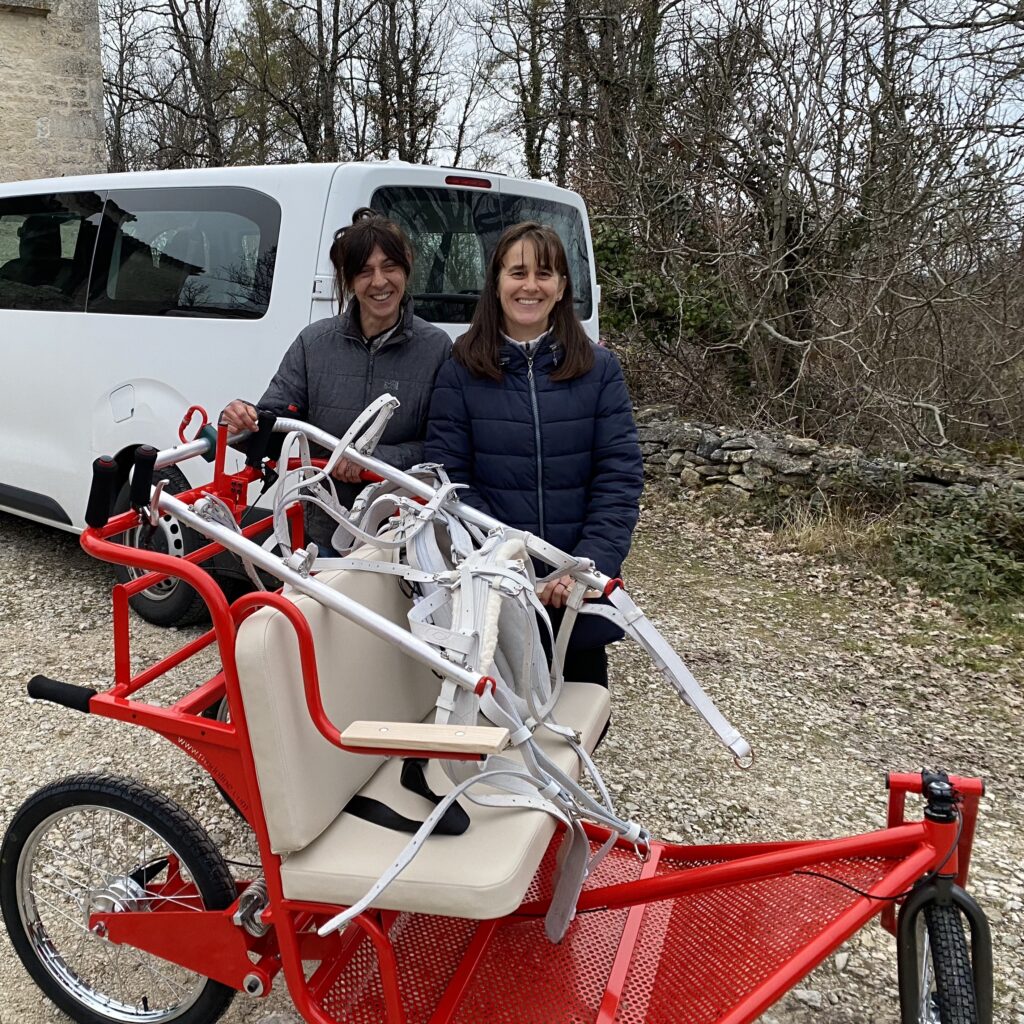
[221,208,451,550]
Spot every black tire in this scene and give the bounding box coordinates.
[199,700,246,819]
[112,463,208,627]
[917,903,979,1024]
[0,774,237,1024]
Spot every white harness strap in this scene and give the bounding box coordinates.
[228,401,748,941]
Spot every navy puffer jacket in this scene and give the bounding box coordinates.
[425,336,643,648]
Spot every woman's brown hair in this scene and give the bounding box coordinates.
[329,206,413,303]
[454,222,594,381]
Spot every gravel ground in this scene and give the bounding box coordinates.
[0,496,1021,1024]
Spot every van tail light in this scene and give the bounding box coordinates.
[445,175,492,189]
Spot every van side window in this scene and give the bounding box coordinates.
[371,187,593,322]
[0,193,104,312]
[88,187,280,319]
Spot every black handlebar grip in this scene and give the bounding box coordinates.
[245,409,278,468]
[129,445,158,508]
[85,455,119,528]
[27,675,97,713]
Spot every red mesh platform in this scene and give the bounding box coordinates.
[613,854,894,1023]
[316,914,479,1023]
[311,843,899,1024]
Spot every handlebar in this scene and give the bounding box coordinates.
[85,456,119,529]
[245,409,279,469]
[129,445,158,509]
[28,675,96,713]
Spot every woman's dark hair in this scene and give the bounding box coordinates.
[454,222,594,382]
[329,206,413,302]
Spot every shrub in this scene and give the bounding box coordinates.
[892,489,1024,608]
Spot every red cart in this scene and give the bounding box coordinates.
[0,406,993,1024]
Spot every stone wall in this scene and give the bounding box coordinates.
[637,406,1024,505]
[0,0,105,183]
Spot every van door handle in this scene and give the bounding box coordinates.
[312,275,334,298]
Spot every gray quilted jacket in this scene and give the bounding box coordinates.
[258,299,451,548]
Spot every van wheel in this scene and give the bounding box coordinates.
[112,465,208,627]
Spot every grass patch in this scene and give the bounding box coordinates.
[763,496,892,562]
[753,483,1024,633]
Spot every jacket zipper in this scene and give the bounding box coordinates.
[364,348,375,408]
[526,352,546,535]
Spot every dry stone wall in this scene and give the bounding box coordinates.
[637,405,1024,505]
[0,0,105,183]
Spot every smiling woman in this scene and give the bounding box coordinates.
[220,207,451,551]
[425,222,644,688]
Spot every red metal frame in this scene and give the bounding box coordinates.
[69,453,986,1024]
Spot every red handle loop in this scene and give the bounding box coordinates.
[178,405,209,444]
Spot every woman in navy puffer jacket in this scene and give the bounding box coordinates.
[425,222,643,686]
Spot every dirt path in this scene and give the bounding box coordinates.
[0,498,1020,1023]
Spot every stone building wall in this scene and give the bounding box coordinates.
[0,0,105,184]
[637,406,1024,505]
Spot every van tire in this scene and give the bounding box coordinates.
[112,465,208,627]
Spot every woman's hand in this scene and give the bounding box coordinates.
[538,575,575,609]
[220,400,258,434]
[330,457,364,484]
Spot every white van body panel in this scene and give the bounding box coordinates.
[0,162,598,533]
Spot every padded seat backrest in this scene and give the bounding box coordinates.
[235,553,443,854]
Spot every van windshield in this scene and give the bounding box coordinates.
[370,187,592,324]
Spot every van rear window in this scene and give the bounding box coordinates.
[88,187,280,319]
[0,193,104,312]
[370,187,593,323]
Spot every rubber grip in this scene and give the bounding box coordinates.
[245,409,278,468]
[27,675,96,713]
[85,455,119,528]
[130,445,158,508]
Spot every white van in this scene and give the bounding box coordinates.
[0,162,599,622]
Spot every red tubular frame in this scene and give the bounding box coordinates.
[65,459,986,1024]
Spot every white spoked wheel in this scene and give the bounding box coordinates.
[0,775,236,1024]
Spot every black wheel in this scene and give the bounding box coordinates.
[199,700,245,819]
[0,774,236,1024]
[112,464,208,627]
[916,903,979,1024]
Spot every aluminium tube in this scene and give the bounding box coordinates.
[154,491,484,695]
[271,418,603,589]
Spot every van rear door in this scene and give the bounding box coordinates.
[317,166,598,341]
[492,176,598,342]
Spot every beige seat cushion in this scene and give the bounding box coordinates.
[235,564,442,854]
[279,682,610,918]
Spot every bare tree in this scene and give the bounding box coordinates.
[101,0,162,171]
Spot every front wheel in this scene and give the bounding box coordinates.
[915,903,978,1024]
[0,774,236,1024]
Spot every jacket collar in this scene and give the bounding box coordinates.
[338,296,415,349]
[498,331,562,371]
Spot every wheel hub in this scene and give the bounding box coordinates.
[88,873,148,917]
[126,514,185,599]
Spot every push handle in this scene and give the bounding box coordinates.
[129,445,158,508]
[27,675,96,713]
[245,409,278,469]
[85,455,119,528]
